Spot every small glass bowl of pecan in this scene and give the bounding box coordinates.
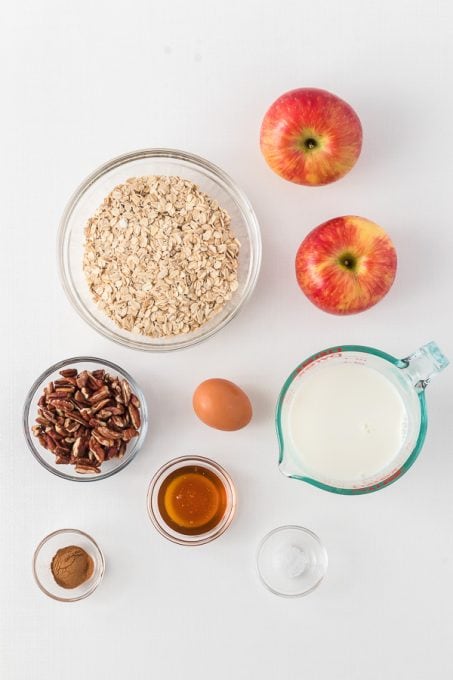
[23,357,148,481]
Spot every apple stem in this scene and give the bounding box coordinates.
[304,138,317,150]
[338,253,357,271]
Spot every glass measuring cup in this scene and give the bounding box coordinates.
[276,342,448,494]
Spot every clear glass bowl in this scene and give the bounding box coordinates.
[58,148,262,351]
[33,529,105,602]
[257,526,328,598]
[147,455,236,546]
[23,356,148,482]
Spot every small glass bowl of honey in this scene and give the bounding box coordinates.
[147,456,236,545]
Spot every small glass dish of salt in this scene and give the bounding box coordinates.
[256,526,327,597]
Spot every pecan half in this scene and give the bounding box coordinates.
[64,418,80,433]
[122,427,139,442]
[96,409,112,420]
[91,445,105,463]
[130,394,140,409]
[92,430,114,447]
[55,444,71,456]
[45,434,57,452]
[60,368,78,378]
[54,379,73,388]
[109,405,125,415]
[66,412,89,427]
[111,415,126,429]
[128,403,141,429]
[49,399,74,412]
[106,443,120,459]
[53,386,75,395]
[87,372,104,390]
[88,436,105,459]
[41,408,58,423]
[91,398,112,415]
[76,371,90,388]
[89,386,111,404]
[121,379,132,405]
[44,381,55,395]
[96,426,124,441]
[74,390,90,404]
[72,436,87,458]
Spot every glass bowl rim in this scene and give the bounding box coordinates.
[256,524,328,598]
[32,528,105,602]
[147,455,237,546]
[58,147,262,352]
[23,355,148,482]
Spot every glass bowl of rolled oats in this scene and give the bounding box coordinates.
[58,149,261,351]
[23,357,148,482]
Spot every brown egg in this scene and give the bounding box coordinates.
[193,379,253,431]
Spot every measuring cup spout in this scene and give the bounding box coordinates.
[402,341,449,391]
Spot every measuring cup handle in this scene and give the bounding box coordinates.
[402,341,449,391]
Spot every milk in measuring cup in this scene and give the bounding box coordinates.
[288,362,408,483]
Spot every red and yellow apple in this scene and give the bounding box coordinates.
[260,88,362,186]
[295,216,397,314]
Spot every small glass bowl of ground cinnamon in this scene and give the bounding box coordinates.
[33,529,105,601]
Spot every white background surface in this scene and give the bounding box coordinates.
[1,1,453,678]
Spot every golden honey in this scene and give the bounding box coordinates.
[157,464,228,535]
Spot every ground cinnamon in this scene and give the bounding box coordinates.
[51,545,94,589]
